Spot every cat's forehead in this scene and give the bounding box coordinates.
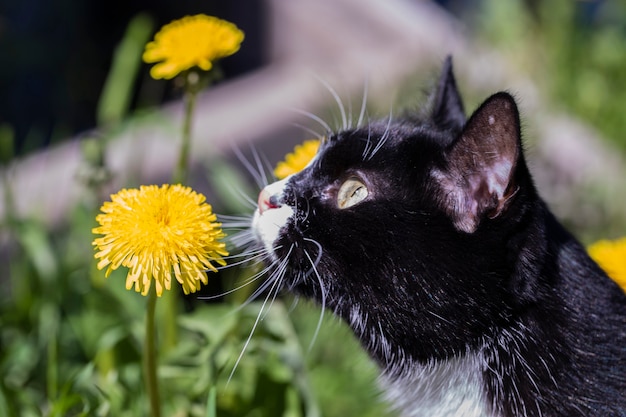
[319,119,450,164]
[287,122,445,191]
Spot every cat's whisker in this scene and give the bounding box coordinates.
[223,245,266,257]
[239,267,276,302]
[233,234,263,253]
[213,250,267,270]
[222,257,283,320]
[249,145,270,187]
[197,267,267,300]
[301,197,311,225]
[288,108,333,136]
[219,213,253,222]
[162,249,261,280]
[302,238,323,273]
[367,107,394,160]
[226,231,255,251]
[226,263,285,386]
[303,247,327,353]
[221,217,258,248]
[226,245,294,385]
[313,74,348,131]
[222,220,254,236]
[286,296,300,314]
[362,123,373,160]
[261,153,277,183]
[236,245,292,310]
[220,214,252,221]
[218,217,250,230]
[357,78,370,128]
[232,144,267,190]
[260,253,291,321]
[290,122,325,141]
[347,94,353,130]
[226,184,259,210]
[302,238,325,352]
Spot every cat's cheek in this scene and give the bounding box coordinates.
[252,205,294,260]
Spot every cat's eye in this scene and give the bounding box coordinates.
[337,178,369,209]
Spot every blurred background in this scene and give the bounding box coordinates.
[0,0,625,416]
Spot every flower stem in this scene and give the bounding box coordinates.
[160,288,179,353]
[144,285,161,417]
[172,72,199,185]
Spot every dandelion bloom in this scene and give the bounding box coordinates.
[92,184,228,296]
[143,14,244,79]
[274,139,321,180]
[588,237,626,292]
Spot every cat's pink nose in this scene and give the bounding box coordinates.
[258,188,280,214]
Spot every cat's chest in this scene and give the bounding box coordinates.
[380,352,497,417]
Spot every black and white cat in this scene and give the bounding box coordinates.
[250,58,626,417]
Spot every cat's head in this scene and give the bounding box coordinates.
[251,58,540,363]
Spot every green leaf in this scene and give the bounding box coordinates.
[97,13,154,126]
[178,304,239,345]
[15,220,58,284]
[0,382,12,417]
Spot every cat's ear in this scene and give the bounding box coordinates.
[430,56,466,132]
[436,92,521,233]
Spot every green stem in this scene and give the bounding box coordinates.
[1,165,16,228]
[45,304,59,405]
[206,385,217,417]
[160,287,179,353]
[172,78,198,185]
[144,286,161,417]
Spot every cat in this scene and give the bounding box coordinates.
[249,57,626,417]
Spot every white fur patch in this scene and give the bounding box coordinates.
[381,352,496,417]
[252,178,294,260]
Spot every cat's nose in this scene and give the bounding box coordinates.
[258,188,281,214]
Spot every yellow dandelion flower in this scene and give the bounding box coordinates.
[588,237,626,292]
[274,139,321,180]
[92,184,228,296]
[143,14,244,80]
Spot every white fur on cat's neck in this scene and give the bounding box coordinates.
[381,352,497,417]
[349,304,496,417]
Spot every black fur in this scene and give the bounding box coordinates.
[254,58,626,416]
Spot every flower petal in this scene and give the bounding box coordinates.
[142,14,244,80]
[92,184,228,296]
